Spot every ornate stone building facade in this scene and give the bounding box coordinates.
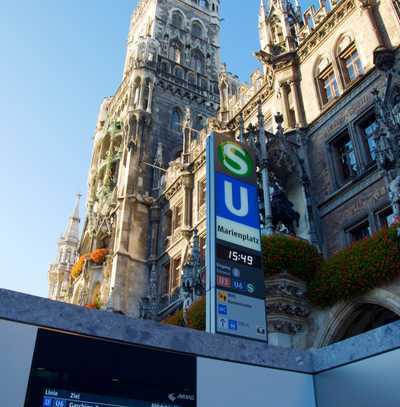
[49,0,400,348]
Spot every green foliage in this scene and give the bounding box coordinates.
[262,235,322,282]
[309,226,400,307]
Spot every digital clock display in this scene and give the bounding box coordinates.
[216,243,261,268]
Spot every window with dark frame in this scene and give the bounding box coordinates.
[347,219,371,243]
[161,262,171,295]
[199,235,206,267]
[331,131,358,185]
[358,114,378,163]
[172,256,182,289]
[377,206,396,229]
[164,210,172,248]
[318,66,340,105]
[340,46,364,84]
[173,203,183,231]
[198,178,206,208]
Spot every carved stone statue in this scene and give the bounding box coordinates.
[183,106,192,132]
[271,185,300,235]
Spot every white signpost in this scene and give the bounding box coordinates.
[206,133,267,342]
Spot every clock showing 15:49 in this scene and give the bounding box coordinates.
[216,243,261,268]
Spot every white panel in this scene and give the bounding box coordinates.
[197,357,316,407]
[0,319,37,407]
[315,348,400,407]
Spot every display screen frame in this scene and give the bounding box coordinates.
[25,329,197,407]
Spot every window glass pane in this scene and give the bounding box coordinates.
[333,133,358,183]
[199,179,206,207]
[361,117,378,161]
[161,263,170,294]
[379,207,395,228]
[349,221,371,242]
[174,204,183,229]
[172,257,181,288]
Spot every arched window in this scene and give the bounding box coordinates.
[336,36,364,86]
[191,50,205,74]
[172,11,184,28]
[192,21,203,38]
[314,56,340,106]
[171,109,182,134]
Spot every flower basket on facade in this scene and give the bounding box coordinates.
[261,235,322,282]
[309,225,400,307]
[89,248,109,265]
[71,256,87,280]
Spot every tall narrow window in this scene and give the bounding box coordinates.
[173,203,183,231]
[192,21,203,38]
[198,178,206,208]
[199,235,206,267]
[172,11,183,29]
[171,109,182,134]
[315,57,340,106]
[343,49,364,82]
[172,257,182,290]
[192,50,205,74]
[320,69,340,104]
[347,219,371,243]
[161,262,171,295]
[358,114,378,162]
[331,131,358,185]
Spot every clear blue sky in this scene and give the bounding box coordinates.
[0,0,315,298]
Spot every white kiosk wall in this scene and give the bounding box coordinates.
[197,357,316,407]
[0,319,37,407]
[315,348,400,407]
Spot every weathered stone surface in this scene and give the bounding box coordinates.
[2,289,400,374]
[0,289,312,373]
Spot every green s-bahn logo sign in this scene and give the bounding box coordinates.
[217,141,254,178]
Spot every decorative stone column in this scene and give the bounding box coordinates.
[182,171,194,236]
[265,272,310,348]
[290,80,306,128]
[146,81,154,114]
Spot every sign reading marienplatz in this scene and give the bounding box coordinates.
[206,133,267,342]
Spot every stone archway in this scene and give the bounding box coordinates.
[315,288,400,347]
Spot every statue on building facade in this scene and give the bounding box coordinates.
[271,185,300,235]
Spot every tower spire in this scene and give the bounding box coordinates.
[259,0,268,19]
[63,194,81,243]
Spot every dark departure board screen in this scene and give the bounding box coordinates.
[25,329,196,407]
[42,388,191,407]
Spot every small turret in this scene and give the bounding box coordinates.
[259,0,302,55]
[48,194,81,301]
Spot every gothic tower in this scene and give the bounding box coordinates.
[48,195,81,301]
[65,0,221,317]
[259,0,301,55]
